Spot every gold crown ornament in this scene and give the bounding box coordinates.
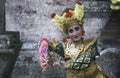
[110,0,120,10]
[51,2,84,34]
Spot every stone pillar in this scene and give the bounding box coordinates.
[0,0,5,33]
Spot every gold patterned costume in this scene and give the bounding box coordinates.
[64,38,107,78]
[49,2,108,78]
[48,38,107,78]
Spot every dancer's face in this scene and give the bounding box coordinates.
[68,25,82,42]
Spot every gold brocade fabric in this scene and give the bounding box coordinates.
[66,62,106,78]
[64,38,107,78]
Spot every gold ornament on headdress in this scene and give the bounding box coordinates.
[51,2,84,33]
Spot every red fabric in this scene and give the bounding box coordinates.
[62,37,67,43]
[65,11,73,18]
[81,30,85,36]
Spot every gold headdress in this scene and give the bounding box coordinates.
[51,2,84,34]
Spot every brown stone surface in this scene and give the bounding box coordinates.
[101,10,120,41]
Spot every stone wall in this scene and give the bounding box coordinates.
[5,0,111,42]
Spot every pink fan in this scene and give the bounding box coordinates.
[38,38,49,71]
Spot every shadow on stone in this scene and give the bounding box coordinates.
[96,48,120,78]
[0,31,23,78]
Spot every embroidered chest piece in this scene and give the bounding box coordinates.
[65,42,85,60]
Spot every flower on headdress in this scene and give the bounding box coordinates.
[65,11,73,18]
[51,2,84,34]
[51,13,56,18]
[76,2,82,5]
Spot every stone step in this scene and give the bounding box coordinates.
[102,29,120,33]
[104,24,120,29]
[101,31,120,39]
[100,10,120,39]
[100,37,120,40]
